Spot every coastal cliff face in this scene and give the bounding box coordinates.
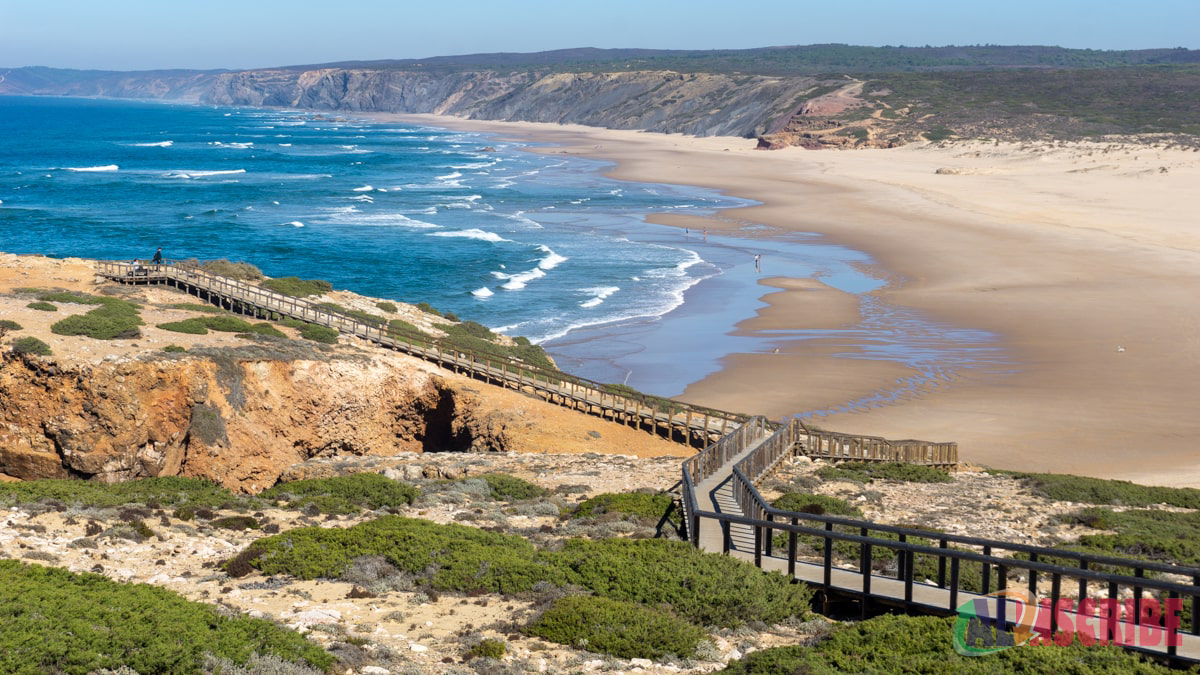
[204,68,816,137]
[0,349,512,492]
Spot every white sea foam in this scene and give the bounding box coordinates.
[499,268,546,291]
[350,195,375,203]
[352,185,373,192]
[278,143,292,147]
[209,141,253,149]
[284,221,304,227]
[471,287,495,298]
[165,169,247,179]
[66,165,118,172]
[430,228,510,243]
[130,140,173,147]
[536,245,568,270]
[580,286,620,309]
[503,212,542,229]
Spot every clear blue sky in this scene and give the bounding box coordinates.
[2,0,1196,71]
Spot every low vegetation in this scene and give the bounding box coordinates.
[180,258,265,281]
[0,476,249,510]
[0,319,22,333]
[816,461,952,484]
[0,560,331,674]
[46,292,143,340]
[1059,506,1200,568]
[375,301,398,313]
[228,517,812,628]
[166,302,229,314]
[574,491,676,527]
[25,301,56,311]
[10,336,52,356]
[479,472,548,500]
[298,323,338,344]
[260,276,333,298]
[527,595,705,659]
[260,473,419,513]
[436,321,555,370]
[998,470,1200,509]
[773,492,863,517]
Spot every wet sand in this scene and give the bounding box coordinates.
[376,114,1200,487]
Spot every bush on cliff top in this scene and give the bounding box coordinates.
[526,595,705,659]
[260,276,333,298]
[996,470,1200,510]
[49,294,142,340]
[10,336,52,356]
[816,461,951,484]
[574,491,677,527]
[0,476,248,510]
[260,473,419,512]
[231,517,812,627]
[298,323,338,344]
[0,560,332,675]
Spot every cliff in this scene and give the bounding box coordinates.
[203,68,816,137]
[0,255,687,492]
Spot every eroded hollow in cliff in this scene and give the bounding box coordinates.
[396,380,505,454]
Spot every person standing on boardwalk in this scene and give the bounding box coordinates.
[152,247,163,264]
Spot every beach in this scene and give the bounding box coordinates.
[383,114,1200,487]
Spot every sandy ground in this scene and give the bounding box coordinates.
[380,115,1200,487]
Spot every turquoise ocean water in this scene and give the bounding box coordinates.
[0,96,1005,404]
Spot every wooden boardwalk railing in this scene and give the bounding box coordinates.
[97,260,745,448]
[682,410,1200,664]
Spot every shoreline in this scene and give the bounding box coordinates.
[378,114,1200,488]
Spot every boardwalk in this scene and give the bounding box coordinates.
[684,418,1200,664]
[98,260,742,449]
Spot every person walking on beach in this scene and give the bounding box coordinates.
[755,254,761,273]
[152,247,163,264]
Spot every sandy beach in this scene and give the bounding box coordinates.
[380,114,1200,486]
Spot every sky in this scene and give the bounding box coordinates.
[2,0,1197,71]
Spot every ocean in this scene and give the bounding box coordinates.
[0,95,1004,403]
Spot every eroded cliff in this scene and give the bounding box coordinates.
[0,346,518,491]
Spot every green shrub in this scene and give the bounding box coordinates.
[198,316,253,333]
[720,614,1170,674]
[210,516,260,531]
[298,323,338,344]
[278,317,307,329]
[290,495,359,515]
[375,301,398,313]
[231,518,811,627]
[162,344,187,353]
[387,318,424,335]
[198,259,264,281]
[480,473,548,500]
[236,516,552,593]
[816,462,951,484]
[1063,507,1200,567]
[37,291,105,305]
[10,336,52,356]
[924,126,955,141]
[443,311,459,322]
[261,474,418,511]
[547,538,812,627]
[158,319,209,335]
[26,302,56,312]
[167,303,228,314]
[0,320,22,334]
[49,295,142,340]
[260,277,332,298]
[0,476,247,510]
[575,492,674,525]
[466,638,507,660]
[0,560,331,674]
[526,595,703,659]
[441,320,495,341]
[773,492,863,517]
[1008,471,1200,509]
[512,343,554,369]
[244,322,287,338]
[416,302,442,317]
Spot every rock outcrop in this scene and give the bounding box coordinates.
[0,347,515,492]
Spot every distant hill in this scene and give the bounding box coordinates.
[3,45,1199,146]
